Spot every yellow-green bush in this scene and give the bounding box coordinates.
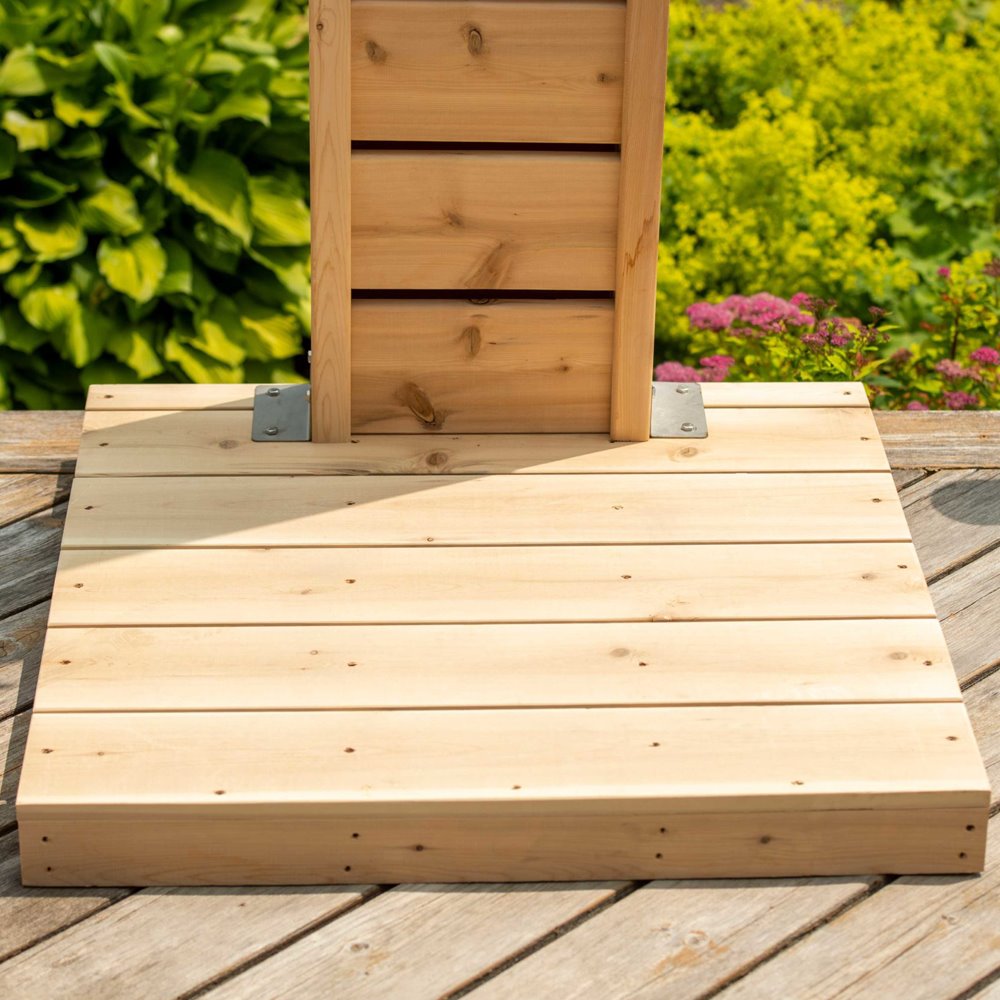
[659,0,1000,357]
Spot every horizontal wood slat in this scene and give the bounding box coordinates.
[60,473,910,548]
[33,619,960,712]
[351,152,619,290]
[19,806,987,885]
[85,382,872,411]
[74,408,890,476]
[350,1,626,143]
[351,298,612,432]
[46,543,934,626]
[18,705,988,814]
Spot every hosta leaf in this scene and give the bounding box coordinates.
[200,51,245,76]
[80,182,144,235]
[157,238,193,296]
[57,305,113,368]
[107,326,164,378]
[167,149,252,244]
[208,91,271,127]
[56,129,104,159]
[4,261,42,298]
[165,328,244,383]
[0,133,15,180]
[0,306,48,352]
[0,246,22,273]
[193,297,247,365]
[97,233,168,303]
[19,282,80,333]
[93,41,134,84]
[249,174,309,246]
[117,0,171,38]
[81,359,140,387]
[247,244,310,299]
[245,360,307,385]
[14,203,86,261]
[2,109,64,151]
[235,292,301,360]
[187,217,242,273]
[53,90,111,128]
[0,46,59,96]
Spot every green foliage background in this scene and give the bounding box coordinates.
[0,0,311,408]
[0,0,998,408]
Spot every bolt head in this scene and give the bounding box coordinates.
[266,387,281,397]
[675,385,692,394]
[680,421,696,433]
[264,426,280,436]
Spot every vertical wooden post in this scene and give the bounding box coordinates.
[609,0,669,442]
[310,0,352,442]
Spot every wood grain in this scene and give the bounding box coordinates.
[876,410,1000,469]
[0,505,65,621]
[45,543,935,626]
[84,381,872,411]
[310,0,351,441]
[60,473,910,548]
[0,476,71,530]
[351,0,625,143]
[351,151,619,290]
[351,298,612,432]
[0,602,49,721]
[33,619,959,712]
[609,0,669,440]
[73,407,889,477]
[0,412,81,473]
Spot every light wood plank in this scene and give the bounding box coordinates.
[0,882,378,999]
[73,408,890,476]
[310,0,351,441]
[351,151,619,290]
[609,0,669,441]
[60,473,910,548]
[0,475,70,530]
[876,410,1000,469]
[20,706,985,816]
[201,882,630,1000]
[45,543,935,626]
[351,298,613,432]
[351,0,625,143]
[18,807,985,887]
[716,816,1000,1000]
[0,602,49,721]
[32,619,959,712]
[84,381,872,411]
[0,412,81,474]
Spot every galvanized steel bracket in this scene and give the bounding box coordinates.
[251,383,311,442]
[649,382,708,438]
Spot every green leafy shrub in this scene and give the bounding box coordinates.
[659,0,1000,358]
[0,0,310,408]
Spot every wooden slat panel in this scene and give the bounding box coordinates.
[73,408,890,477]
[310,0,352,441]
[0,412,82,473]
[351,299,612,432]
[875,410,1000,469]
[18,806,987,885]
[60,473,910,548]
[17,705,987,815]
[46,543,934,626]
[0,475,71,530]
[351,152,619,290]
[84,381,872,410]
[33,619,959,712]
[609,0,669,441]
[351,1,625,143]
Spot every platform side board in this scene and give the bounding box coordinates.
[16,381,991,885]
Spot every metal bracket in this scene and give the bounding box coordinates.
[251,384,311,442]
[650,382,708,438]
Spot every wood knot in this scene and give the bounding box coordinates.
[365,39,387,63]
[396,382,441,428]
[466,26,484,55]
[463,325,482,357]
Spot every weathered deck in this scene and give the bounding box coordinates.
[1,408,998,997]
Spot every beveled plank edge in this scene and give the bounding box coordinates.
[85,382,872,410]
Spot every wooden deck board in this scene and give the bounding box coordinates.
[1,405,997,997]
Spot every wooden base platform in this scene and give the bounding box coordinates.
[17,382,989,885]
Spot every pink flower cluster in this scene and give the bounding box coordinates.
[686,293,813,334]
[654,355,735,384]
[970,346,1000,366]
[943,391,980,410]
